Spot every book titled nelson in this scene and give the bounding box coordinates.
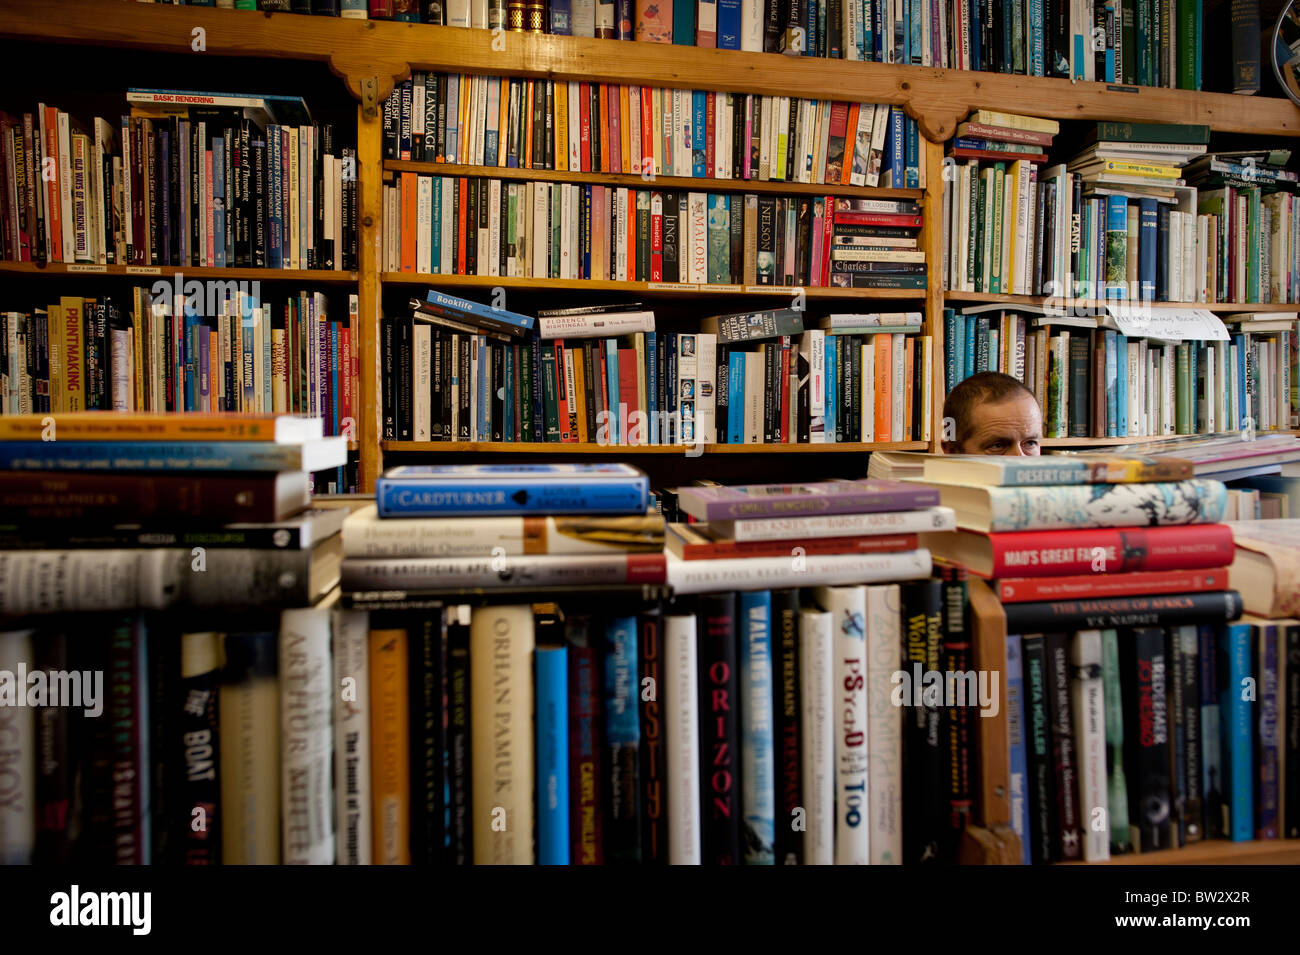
[675,478,939,521]
[1002,591,1244,632]
[376,463,650,517]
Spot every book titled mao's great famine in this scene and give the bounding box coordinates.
[375,463,650,517]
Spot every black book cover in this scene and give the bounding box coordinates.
[796,333,811,444]
[1171,625,1204,844]
[176,629,220,865]
[940,565,974,861]
[731,93,744,180]
[1122,626,1174,852]
[145,119,158,266]
[1003,591,1245,633]
[638,607,667,864]
[381,317,396,440]
[446,606,472,864]
[1044,631,1082,860]
[251,128,267,269]
[110,616,150,864]
[409,612,446,864]
[396,313,413,441]
[728,193,743,284]
[654,336,667,443]
[1156,202,1170,300]
[430,331,444,440]
[1068,331,1091,437]
[771,588,802,865]
[459,335,473,439]
[437,75,449,163]
[832,333,845,442]
[440,330,455,440]
[33,629,72,865]
[383,86,397,161]
[1021,633,1058,863]
[1050,0,1071,77]
[189,119,201,267]
[1285,622,1300,839]
[763,0,782,51]
[981,0,994,71]
[715,344,730,443]
[544,80,555,171]
[699,592,742,863]
[72,624,113,864]
[603,614,642,864]
[529,336,544,443]
[491,342,505,441]
[567,617,604,864]
[901,580,944,863]
[762,342,777,443]
[1198,624,1226,839]
[795,198,811,287]
[149,616,175,866]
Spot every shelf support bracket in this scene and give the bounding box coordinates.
[359,76,381,120]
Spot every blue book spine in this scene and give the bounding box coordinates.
[886,107,904,185]
[603,616,641,861]
[1256,622,1280,838]
[0,441,335,472]
[904,117,919,189]
[968,0,980,68]
[872,0,884,60]
[739,590,775,864]
[1116,333,1127,436]
[1105,195,1129,299]
[376,473,650,516]
[1235,334,1247,429]
[1138,197,1157,301]
[805,0,819,58]
[1198,625,1224,838]
[1220,622,1254,841]
[728,351,745,444]
[964,315,977,379]
[268,126,283,270]
[198,326,210,411]
[692,92,707,178]
[212,137,226,268]
[1104,330,1118,436]
[823,333,837,441]
[503,346,515,443]
[943,308,957,392]
[647,330,659,445]
[425,289,534,331]
[673,0,696,44]
[183,309,199,412]
[909,0,921,63]
[431,180,442,274]
[1005,633,1032,865]
[616,0,634,39]
[549,0,572,34]
[329,321,339,434]
[718,0,742,48]
[536,646,570,865]
[605,339,620,445]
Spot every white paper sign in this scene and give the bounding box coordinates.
[1105,305,1230,341]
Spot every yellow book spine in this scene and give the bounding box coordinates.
[970,109,1061,134]
[58,297,84,412]
[619,84,632,175]
[555,81,569,173]
[132,291,144,413]
[1101,159,1181,178]
[369,627,410,865]
[573,344,587,442]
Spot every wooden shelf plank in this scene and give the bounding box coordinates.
[384,160,924,200]
[6,0,1299,141]
[383,272,926,299]
[944,291,1300,314]
[382,440,926,453]
[1062,839,1300,865]
[1043,432,1297,447]
[0,261,359,284]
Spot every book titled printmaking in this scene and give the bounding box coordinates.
[674,479,939,521]
[376,463,650,516]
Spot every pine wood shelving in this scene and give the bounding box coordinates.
[382,440,926,453]
[0,262,360,284]
[1062,839,1300,865]
[384,160,925,201]
[383,271,926,299]
[944,291,1300,314]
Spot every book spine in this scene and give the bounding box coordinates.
[280,607,334,865]
[536,645,570,865]
[1021,634,1057,863]
[771,589,802,865]
[568,638,604,864]
[1005,633,1033,864]
[176,631,221,865]
[1254,621,1280,839]
[637,610,666,863]
[1070,630,1110,861]
[331,610,372,864]
[0,628,36,864]
[603,615,642,863]
[699,592,741,863]
[1123,626,1174,852]
[664,614,700,864]
[738,590,775,864]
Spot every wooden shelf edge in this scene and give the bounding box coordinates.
[1061,839,1300,865]
[383,159,925,200]
[0,262,359,284]
[8,0,1300,140]
[944,291,1300,314]
[381,440,927,453]
[383,273,926,298]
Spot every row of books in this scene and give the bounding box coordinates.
[0,92,357,271]
[383,177,927,289]
[214,0,1210,93]
[0,291,360,438]
[382,72,924,189]
[382,300,933,444]
[944,311,1297,439]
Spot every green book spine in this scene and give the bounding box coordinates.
[1248,189,1261,303]
[1101,629,1132,853]
[1136,0,1152,85]
[1048,336,1065,437]
[1177,0,1198,89]
[990,164,1006,295]
[707,194,731,285]
[975,174,988,293]
[1121,0,1138,84]
[540,342,560,441]
[1093,121,1210,144]
[1175,342,1191,434]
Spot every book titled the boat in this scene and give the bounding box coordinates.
[923,525,1236,578]
[675,479,939,521]
[0,412,324,443]
[0,439,349,474]
[921,453,1194,486]
[376,463,650,516]
[921,479,1228,533]
[1227,520,1300,618]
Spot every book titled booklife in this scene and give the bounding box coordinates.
[376,463,650,516]
[675,478,939,521]
[424,288,535,334]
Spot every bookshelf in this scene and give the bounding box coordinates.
[0,0,1296,869]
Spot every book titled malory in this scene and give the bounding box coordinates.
[674,478,939,521]
[376,463,650,516]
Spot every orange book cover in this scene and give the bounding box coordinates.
[369,626,410,865]
[874,333,892,442]
[904,335,915,441]
[400,172,416,272]
[43,106,63,263]
[573,343,588,443]
[555,81,569,172]
[457,177,469,274]
[842,104,860,186]
[598,83,610,174]
[619,85,632,174]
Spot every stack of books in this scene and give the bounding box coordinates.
[826,196,926,290]
[340,462,667,592]
[918,452,1257,862]
[0,411,348,865]
[1069,432,1300,482]
[663,478,952,594]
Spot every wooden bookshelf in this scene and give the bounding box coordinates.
[944,291,1300,314]
[383,272,926,299]
[382,440,927,453]
[0,262,359,284]
[384,160,925,200]
[1062,839,1300,865]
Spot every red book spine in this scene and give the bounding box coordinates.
[995,567,1231,603]
[778,336,791,442]
[625,552,668,583]
[339,324,352,435]
[705,93,716,181]
[618,346,640,445]
[961,122,1055,146]
[640,86,654,175]
[985,524,1237,578]
[823,101,849,183]
[579,82,592,173]
[568,645,605,865]
[456,177,468,275]
[820,195,834,286]
[400,172,415,272]
[369,0,395,15]
[832,211,924,227]
[555,339,570,442]
[44,107,63,263]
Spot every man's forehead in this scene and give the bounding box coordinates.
[970,395,1042,434]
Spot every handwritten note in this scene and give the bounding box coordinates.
[1105,305,1230,341]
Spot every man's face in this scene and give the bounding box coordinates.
[952,393,1043,456]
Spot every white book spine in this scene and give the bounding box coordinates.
[891,332,906,442]
[697,332,717,446]
[742,0,764,50]
[413,324,431,441]
[808,329,825,442]
[666,549,931,595]
[799,609,835,865]
[744,350,764,443]
[860,340,875,442]
[867,584,902,864]
[560,182,572,280]
[489,178,502,278]
[1070,629,1110,862]
[720,505,955,542]
[280,606,335,865]
[688,192,708,284]
[416,176,432,275]
[331,609,371,865]
[0,628,35,864]
[665,614,701,864]
[571,0,595,35]
[814,584,870,865]
[1127,341,1141,436]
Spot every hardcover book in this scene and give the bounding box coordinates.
[922,453,1194,486]
[376,463,650,516]
[674,478,939,521]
